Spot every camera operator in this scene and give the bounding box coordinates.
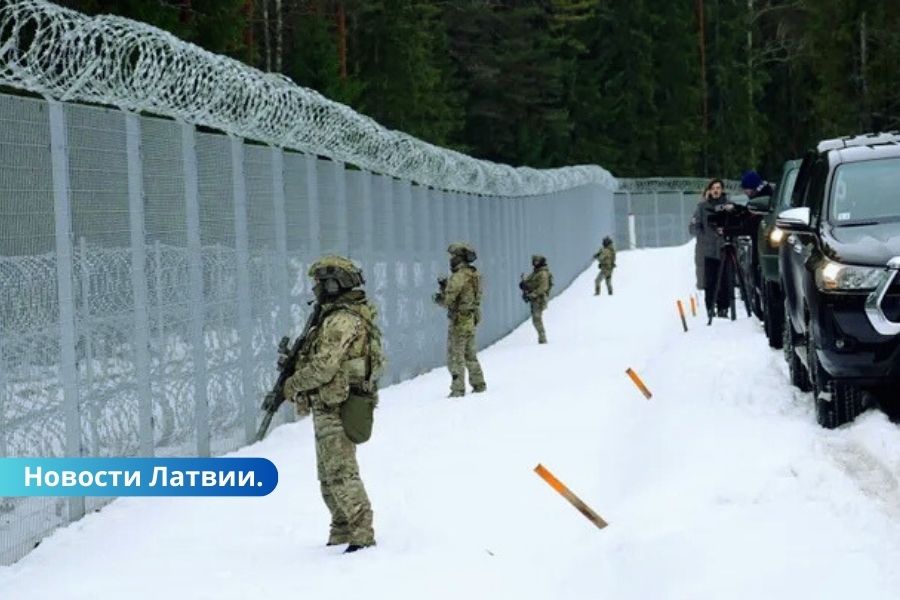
[690,178,733,319]
[740,170,774,200]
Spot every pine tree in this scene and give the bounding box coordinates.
[349,0,464,147]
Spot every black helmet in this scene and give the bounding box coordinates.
[602,236,613,247]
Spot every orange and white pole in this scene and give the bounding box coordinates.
[534,464,608,529]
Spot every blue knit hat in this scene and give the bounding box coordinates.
[741,170,763,190]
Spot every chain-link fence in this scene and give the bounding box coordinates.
[613,178,742,249]
[0,90,614,564]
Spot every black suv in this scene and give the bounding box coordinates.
[778,132,900,428]
[746,159,802,349]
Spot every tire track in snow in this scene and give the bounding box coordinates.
[824,437,900,521]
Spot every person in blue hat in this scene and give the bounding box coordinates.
[740,170,775,199]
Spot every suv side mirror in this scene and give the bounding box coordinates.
[746,195,773,214]
[776,207,812,232]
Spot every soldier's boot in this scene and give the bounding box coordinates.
[449,374,465,397]
[472,384,486,393]
[344,542,376,554]
[538,334,547,344]
[327,529,350,546]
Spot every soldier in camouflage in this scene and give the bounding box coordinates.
[433,242,486,397]
[283,255,382,554]
[519,255,553,344]
[593,236,616,296]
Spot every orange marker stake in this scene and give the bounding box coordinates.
[677,300,689,332]
[625,367,653,399]
[534,464,608,529]
[689,295,697,317]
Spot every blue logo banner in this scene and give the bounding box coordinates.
[0,457,278,497]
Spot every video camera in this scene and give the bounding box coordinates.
[704,202,756,239]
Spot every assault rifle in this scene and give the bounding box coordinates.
[255,302,322,442]
[518,274,530,303]
[433,276,448,304]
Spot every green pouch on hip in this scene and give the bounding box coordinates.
[340,392,375,444]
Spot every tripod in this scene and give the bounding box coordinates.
[707,236,752,325]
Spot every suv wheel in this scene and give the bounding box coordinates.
[783,298,811,391]
[807,323,863,429]
[764,281,784,349]
[751,269,764,321]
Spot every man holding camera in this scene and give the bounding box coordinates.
[690,178,733,319]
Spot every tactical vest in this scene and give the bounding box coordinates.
[325,302,385,444]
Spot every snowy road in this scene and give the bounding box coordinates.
[2,243,899,600]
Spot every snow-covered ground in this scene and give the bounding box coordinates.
[2,243,900,600]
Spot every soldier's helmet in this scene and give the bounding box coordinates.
[602,236,613,247]
[532,254,547,266]
[308,255,365,289]
[447,242,477,263]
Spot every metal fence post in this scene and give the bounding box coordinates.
[427,188,443,368]
[77,236,98,457]
[502,197,513,329]
[305,155,321,259]
[626,190,636,249]
[333,160,349,255]
[359,170,374,264]
[125,113,154,456]
[382,175,398,384]
[271,147,290,333]
[397,180,414,378]
[47,99,84,520]
[153,240,165,345]
[230,136,256,444]
[181,121,210,457]
[653,190,661,248]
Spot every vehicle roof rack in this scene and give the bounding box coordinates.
[816,131,900,152]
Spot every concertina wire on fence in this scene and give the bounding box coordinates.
[0,0,615,196]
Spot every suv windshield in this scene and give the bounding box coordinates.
[830,158,900,224]
[777,167,799,210]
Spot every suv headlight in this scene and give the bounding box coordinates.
[815,260,885,291]
[769,227,785,247]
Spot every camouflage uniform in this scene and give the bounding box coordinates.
[520,255,552,343]
[594,239,616,295]
[284,256,381,552]
[434,243,486,397]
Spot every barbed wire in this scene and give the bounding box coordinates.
[616,178,742,193]
[0,0,616,196]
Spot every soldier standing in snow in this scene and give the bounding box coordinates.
[593,237,616,296]
[283,255,384,554]
[519,254,553,344]
[433,242,487,397]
